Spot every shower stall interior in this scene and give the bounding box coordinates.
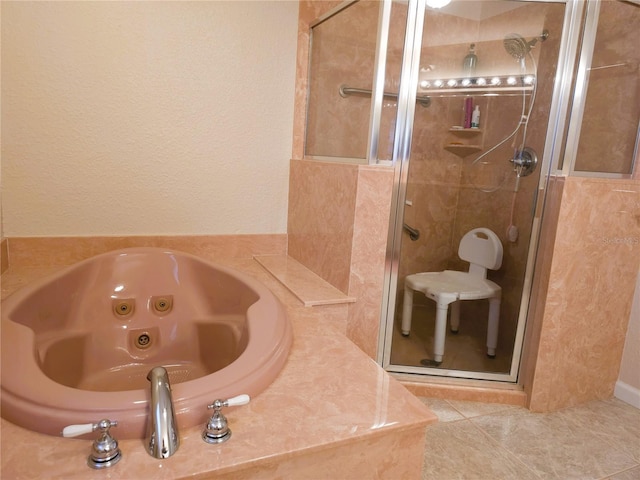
[305,0,639,382]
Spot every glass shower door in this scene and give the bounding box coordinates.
[381,0,567,381]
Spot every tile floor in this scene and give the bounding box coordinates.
[419,397,640,480]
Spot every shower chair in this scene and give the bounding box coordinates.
[401,228,503,364]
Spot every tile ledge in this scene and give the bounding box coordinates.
[396,374,527,407]
[254,254,356,307]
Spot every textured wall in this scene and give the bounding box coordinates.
[1,1,299,236]
[527,177,640,412]
[617,272,640,401]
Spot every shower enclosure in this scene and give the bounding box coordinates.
[305,0,639,382]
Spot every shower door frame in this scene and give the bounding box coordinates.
[377,0,586,383]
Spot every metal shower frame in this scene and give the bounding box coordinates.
[376,0,590,383]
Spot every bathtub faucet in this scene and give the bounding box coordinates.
[146,366,179,459]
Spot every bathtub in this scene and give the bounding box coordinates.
[0,247,292,439]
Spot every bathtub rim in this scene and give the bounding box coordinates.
[0,247,293,439]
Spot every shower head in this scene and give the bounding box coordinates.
[503,29,549,60]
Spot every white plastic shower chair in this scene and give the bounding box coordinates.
[401,228,503,364]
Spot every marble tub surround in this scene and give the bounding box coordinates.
[254,254,355,306]
[401,376,526,407]
[287,159,394,358]
[4,234,287,268]
[1,253,436,479]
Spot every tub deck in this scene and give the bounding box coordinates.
[1,254,436,479]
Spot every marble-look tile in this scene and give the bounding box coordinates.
[6,235,287,267]
[418,398,464,423]
[346,166,394,357]
[254,254,355,306]
[422,419,541,480]
[558,398,640,463]
[471,406,638,480]
[401,378,527,407]
[446,399,524,419]
[287,159,358,294]
[607,466,640,480]
[528,178,640,412]
[211,425,426,480]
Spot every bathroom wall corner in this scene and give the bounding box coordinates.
[522,175,565,412]
[346,166,395,358]
[527,176,640,412]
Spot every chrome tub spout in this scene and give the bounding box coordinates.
[146,366,179,458]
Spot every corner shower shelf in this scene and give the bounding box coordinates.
[449,128,483,133]
[444,144,483,157]
[444,128,483,157]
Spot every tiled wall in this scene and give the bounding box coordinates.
[526,177,640,411]
[287,160,358,293]
[287,159,393,357]
[4,235,287,268]
[292,0,640,412]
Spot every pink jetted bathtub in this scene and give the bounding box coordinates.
[1,247,292,439]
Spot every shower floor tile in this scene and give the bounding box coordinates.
[391,303,513,374]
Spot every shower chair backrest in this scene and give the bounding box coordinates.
[458,228,503,278]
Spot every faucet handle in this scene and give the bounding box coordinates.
[202,394,250,444]
[62,419,122,469]
[62,419,118,438]
[207,394,250,410]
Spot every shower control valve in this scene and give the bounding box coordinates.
[202,394,250,444]
[510,147,538,177]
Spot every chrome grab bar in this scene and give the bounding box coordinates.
[403,223,420,241]
[339,85,431,108]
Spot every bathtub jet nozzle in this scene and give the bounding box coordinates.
[146,366,180,459]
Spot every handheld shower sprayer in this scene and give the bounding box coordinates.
[503,29,549,61]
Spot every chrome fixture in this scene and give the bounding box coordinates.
[403,223,420,241]
[510,147,538,177]
[146,366,179,459]
[202,394,250,444]
[62,419,122,469]
[504,30,549,61]
[339,84,431,108]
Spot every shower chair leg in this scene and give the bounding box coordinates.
[401,287,414,336]
[486,297,501,358]
[433,303,449,363]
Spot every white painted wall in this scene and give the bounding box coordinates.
[1,1,299,236]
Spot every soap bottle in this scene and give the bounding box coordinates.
[471,105,480,128]
[462,43,477,77]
